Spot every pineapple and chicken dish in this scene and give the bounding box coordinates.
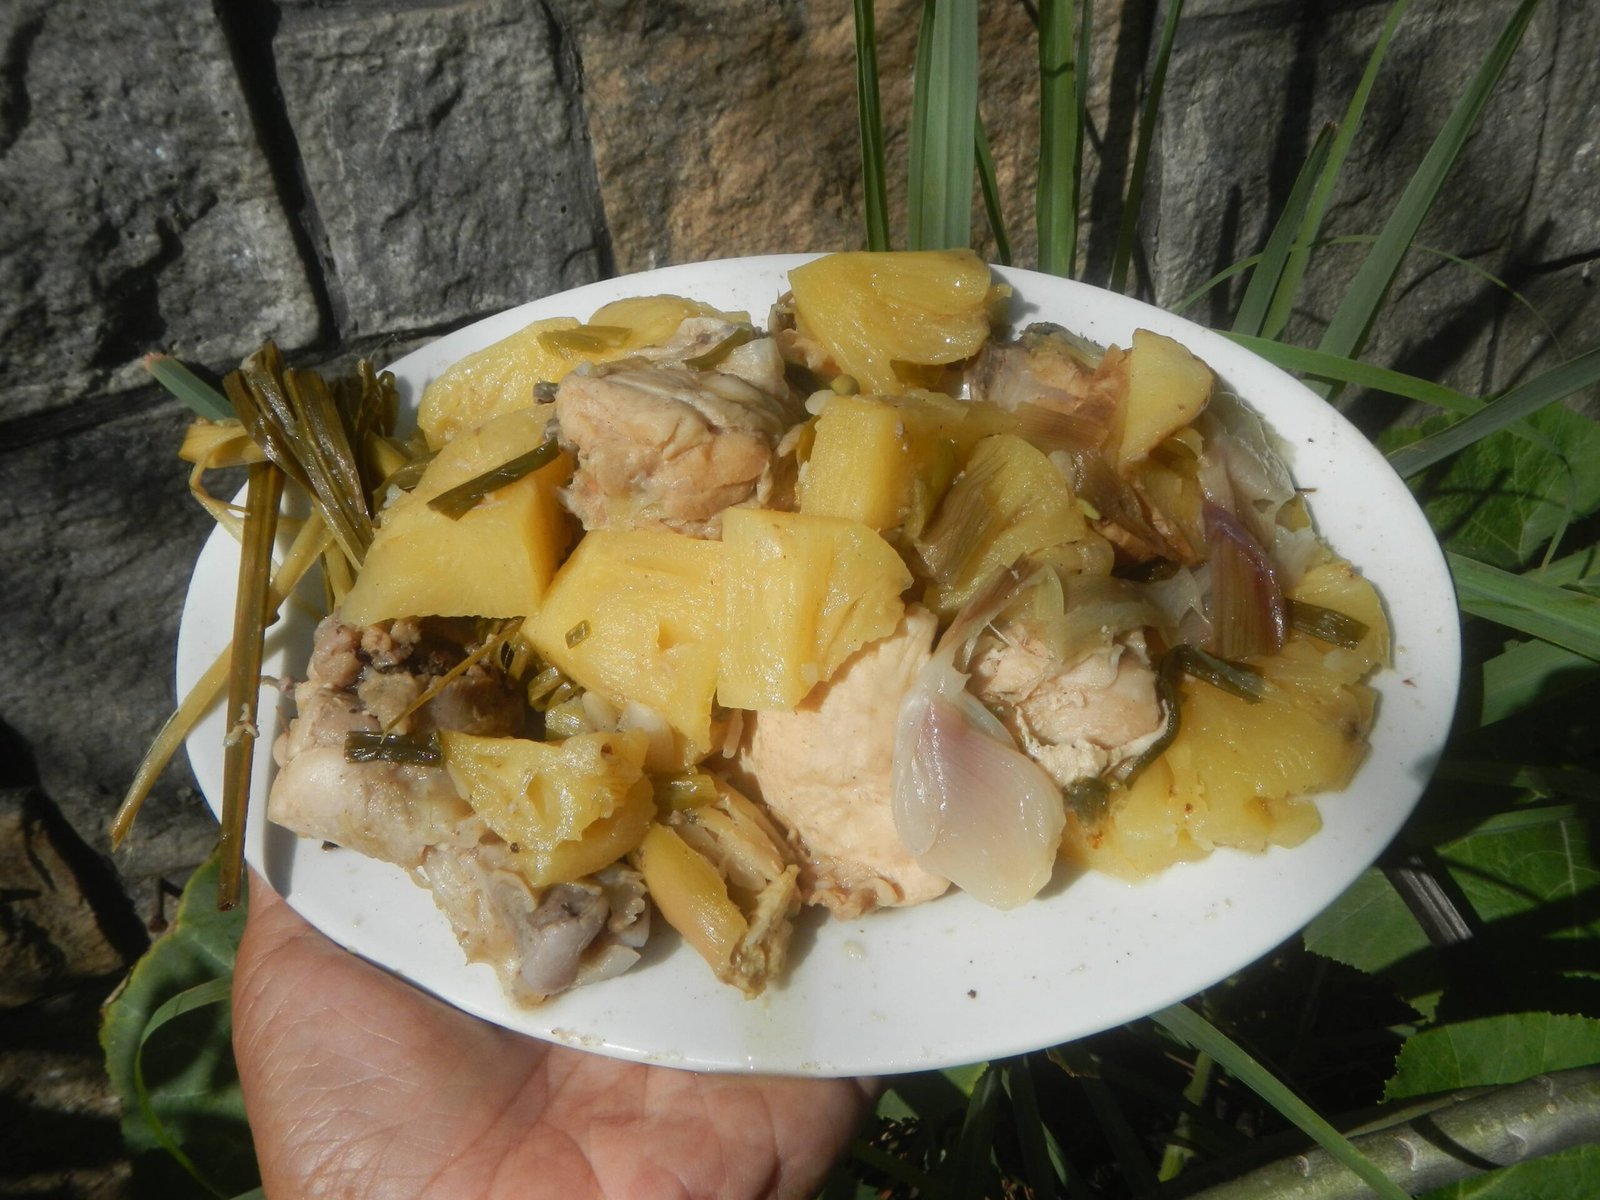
[267,250,1390,1005]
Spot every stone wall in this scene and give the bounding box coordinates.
[2,0,1595,1192]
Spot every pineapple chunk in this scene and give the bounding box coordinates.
[524,528,722,751]
[1062,758,1208,880]
[718,508,911,711]
[799,391,1012,533]
[789,250,998,393]
[587,294,747,347]
[916,433,1090,618]
[1071,557,1388,878]
[1117,330,1213,470]
[341,406,572,626]
[418,295,741,447]
[441,729,646,857]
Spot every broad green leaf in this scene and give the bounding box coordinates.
[1261,0,1412,340]
[1392,405,1600,571]
[1303,868,1442,1016]
[1423,1146,1600,1200]
[1388,345,1600,478]
[101,852,257,1198]
[908,0,979,250]
[1109,0,1182,293]
[1313,0,1538,388]
[1037,0,1080,275]
[1436,818,1600,930]
[1451,553,1600,663]
[1387,1013,1600,1100]
[852,0,890,251]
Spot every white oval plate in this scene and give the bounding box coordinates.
[179,254,1459,1076]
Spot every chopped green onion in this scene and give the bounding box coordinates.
[565,620,591,648]
[1104,650,1184,789]
[426,436,561,519]
[655,773,722,811]
[1171,644,1265,702]
[1287,598,1370,649]
[1065,775,1110,823]
[344,730,443,766]
[683,326,759,369]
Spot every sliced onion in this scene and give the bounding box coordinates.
[892,652,1066,909]
[1204,502,1286,659]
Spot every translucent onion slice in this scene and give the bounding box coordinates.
[892,653,1066,909]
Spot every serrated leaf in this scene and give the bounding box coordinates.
[100,853,257,1197]
[1390,404,1600,570]
[1436,820,1600,931]
[1302,868,1443,1017]
[1387,1013,1600,1101]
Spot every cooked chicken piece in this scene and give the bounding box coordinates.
[419,852,650,1005]
[969,323,1118,429]
[634,317,791,400]
[967,627,1165,788]
[732,607,949,919]
[554,359,800,538]
[270,615,647,1005]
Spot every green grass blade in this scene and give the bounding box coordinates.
[1110,0,1184,293]
[976,117,1013,265]
[853,0,891,250]
[1233,123,1335,336]
[1037,0,1080,275]
[1006,1057,1065,1200]
[1050,1046,1160,1194]
[1387,345,1600,477]
[950,1063,1004,1197]
[1226,334,1478,414]
[1153,1003,1412,1200]
[1451,552,1600,662]
[908,0,979,250]
[144,354,234,422]
[1313,0,1539,389]
[1479,638,1599,726]
[1262,0,1412,340]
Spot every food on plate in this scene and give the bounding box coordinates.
[253,249,1390,1004]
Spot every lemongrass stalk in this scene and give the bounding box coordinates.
[112,511,331,847]
[218,462,284,910]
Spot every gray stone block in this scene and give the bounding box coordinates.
[0,0,319,421]
[273,0,608,336]
[1143,1,1594,397]
[0,395,221,899]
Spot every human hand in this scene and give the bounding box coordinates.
[231,875,875,1199]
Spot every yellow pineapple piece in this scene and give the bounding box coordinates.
[789,250,998,393]
[1116,329,1214,470]
[1075,557,1388,877]
[1062,758,1208,880]
[916,433,1091,618]
[341,406,572,625]
[587,294,747,347]
[799,391,1012,533]
[418,295,743,447]
[524,528,722,751]
[441,729,652,884]
[718,507,911,710]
